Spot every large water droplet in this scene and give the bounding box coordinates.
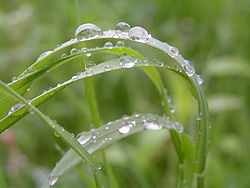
[128,26,149,43]
[48,174,60,186]
[37,51,52,62]
[104,41,113,48]
[118,125,131,134]
[115,22,131,33]
[8,103,23,115]
[182,60,195,77]
[75,23,102,40]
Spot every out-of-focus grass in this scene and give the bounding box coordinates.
[0,0,249,187]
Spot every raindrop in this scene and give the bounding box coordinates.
[116,40,125,47]
[85,61,96,70]
[128,26,150,43]
[86,53,92,57]
[72,76,78,81]
[70,48,78,55]
[75,23,102,40]
[144,116,162,130]
[104,41,113,48]
[8,103,23,115]
[118,125,131,134]
[195,74,204,85]
[81,47,87,52]
[115,22,131,33]
[61,53,67,59]
[169,46,179,58]
[12,76,17,82]
[76,132,92,145]
[104,65,111,71]
[48,174,60,186]
[36,51,52,62]
[120,53,135,68]
[182,60,195,77]
[173,122,184,133]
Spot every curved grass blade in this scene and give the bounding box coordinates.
[42,113,185,188]
[0,59,189,133]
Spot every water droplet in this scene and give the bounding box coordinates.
[118,125,131,134]
[77,132,92,145]
[86,53,92,57]
[85,61,96,70]
[128,26,150,43]
[70,48,78,55]
[173,122,184,133]
[169,46,179,58]
[116,40,125,47]
[195,74,204,85]
[104,41,113,48]
[144,116,162,130]
[120,53,135,68]
[81,47,87,52]
[72,75,78,81]
[48,174,60,186]
[104,65,111,71]
[61,53,67,59]
[75,23,102,40]
[182,60,195,77]
[8,103,23,115]
[115,22,131,33]
[37,51,52,62]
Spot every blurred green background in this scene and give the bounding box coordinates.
[0,0,249,187]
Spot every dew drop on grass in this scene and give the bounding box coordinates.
[144,116,162,130]
[36,51,52,62]
[76,132,92,145]
[115,22,131,33]
[169,46,179,58]
[70,48,78,55]
[75,23,102,40]
[128,26,150,43]
[195,74,204,85]
[81,47,87,52]
[85,61,96,70]
[182,60,195,77]
[104,41,113,48]
[116,40,125,47]
[118,125,131,134]
[120,53,135,68]
[86,53,92,57]
[104,65,111,71]
[48,174,60,186]
[173,122,184,133]
[61,53,67,59]
[8,103,23,115]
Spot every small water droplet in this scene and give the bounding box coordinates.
[70,48,78,55]
[104,65,111,71]
[173,122,184,133]
[118,125,131,134]
[115,22,131,33]
[61,53,67,59]
[75,23,102,40]
[144,116,162,130]
[85,61,96,70]
[8,103,23,115]
[182,60,195,77]
[116,40,125,47]
[72,75,78,81]
[81,47,87,52]
[77,132,92,145]
[120,53,135,68]
[195,74,204,85]
[169,46,179,58]
[128,26,150,43]
[104,41,113,48]
[37,51,52,62]
[48,174,60,186]
[86,53,92,57]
